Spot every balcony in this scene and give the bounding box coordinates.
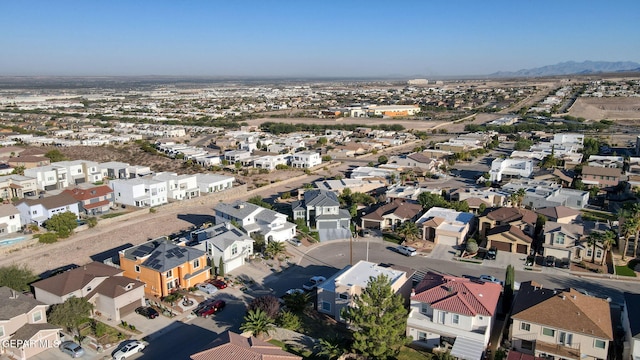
[535,340,580,360]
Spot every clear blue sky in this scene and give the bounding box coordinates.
[1,0,639,77]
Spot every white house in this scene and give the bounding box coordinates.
[289,151,321,169]
[188,222,254,274]
[0,204,21,235]
[194,174,235,194]
[99,161,131,180]
[152,172,200,200]
[214,201,296,243]
[415,207,474,246]
[24,165,69,191]
[224,150,252,163]
[194,154,222,168]
[488,158,534,183]
[406,272,501,359]
[15,193,80,226]
[109,178,167,207]
[252,155,289,171]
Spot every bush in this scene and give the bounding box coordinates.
[38,233,58,244]
[277,310,301,331]
[86,217,98,228]
[93,321,106,337]
[149,208,157,214]
[465,241,479,254]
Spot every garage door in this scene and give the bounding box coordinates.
[224,256,244,273]
[490,240,512,252]
[362,220,381,229]
[516,244,529,254]
[119,299,141,318]
[438,235,458,246]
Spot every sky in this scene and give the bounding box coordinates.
[1,0,639,78]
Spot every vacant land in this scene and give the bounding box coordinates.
[568,97,640,121]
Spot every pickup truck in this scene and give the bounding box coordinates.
[302,276,326,291]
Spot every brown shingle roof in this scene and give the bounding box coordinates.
[32,262,122,297]
[512,282,613,340]
[536,206,580,220]
[486,207,537,225]
[85,276,145,300]
[17,192,78,210]
[487,225,533,243]
[190,331,301,360]
[361,199,422,222]
[581,166,622,177]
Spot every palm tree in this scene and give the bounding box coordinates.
[600,230,617,266]
[620,217,637,261]
[265,241,286,261]
[619,203,640,261]
[315,336,344,360]
[240,309,275,340]
[586,232,602,264]
[396,221,419,243]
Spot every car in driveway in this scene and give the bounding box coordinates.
[395,245,417,257]
[545,255,556,267]
[60,341,85,358]
[135,306,159,319]
[285,288,305,296]
[289,238,302,246]
[302,276,326,291]
[479,275,503,285]
[207,279,228,289]
[486,247,497,260]
[112,340,146,360]
[525,255,535,266]
[198,300,226,317]
[196,283,219,295]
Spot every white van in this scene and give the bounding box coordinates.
[396,245,417,257]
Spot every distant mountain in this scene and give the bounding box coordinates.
[490,61,640,77]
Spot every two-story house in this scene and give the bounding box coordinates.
[360,199,423,230]
[415,207,475,247]
[536,206,581,224]
[0,174,37,200]
[291,190,351,241]
[0,204,21,235]
[215,201,296,243]
[581,166,623,188]
[252,154,289,171]
[289,151,321,169]
[62,184,114,216]
[188,222,254,274]
[194,174,235,194]
[542,222,584,262]
[190,331,301,360]
[622,292,640,360]
[31,262,145,322]
[151,172,200,200]
[15,193,80,226]
[24,165,69,191]
[0,286,61,360]
[480,207,537,240]
[119,238,210,298]
[317,261,412,323]
[109,178,167,207]
[99,161,131,180]
[510,281,613,360]
[406,272,501,359]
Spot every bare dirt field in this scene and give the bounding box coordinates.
[568,97,640,121]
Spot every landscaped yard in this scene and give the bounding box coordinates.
[616,259,638,277]
[383,232,404,244]
[396,346,432,360]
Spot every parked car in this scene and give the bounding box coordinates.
[525,255,535,266]
[207,279,228,289]
[486,247,497,260]
[60,341,85,358]
[395,245,417,257]
[199,300,226,317]
[289,238,302,247]
[544,255,556,267]
[135,306,159,319]
[360,229,373,237]
[112,340,146,360]
[302,276,326,291]
[285,288,305,296]
[479,275,503,285]
[196,283,219,295]
[560,257,570,269]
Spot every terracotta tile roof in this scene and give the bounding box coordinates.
[361,199,422,222]
[62,185,113,201]
[487,225,533,243]
[506,350,545,360]
[536,206,580,220]
[32,262,122,297]
[190,331,302,360]
[486,207,537,225]
[83,199,111,209]
[412,272,501,317]
[422,216,445,228]
[512,282,613,340]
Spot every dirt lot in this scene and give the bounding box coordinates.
[568,97,640,121]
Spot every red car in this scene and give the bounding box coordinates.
[198,300,226,317]
[208,279,227,289]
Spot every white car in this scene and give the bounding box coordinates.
[112,340,145,360]
[285,288,305,296]
[196,283,219,295]
[302,276,326,291]
[479,275,503,285]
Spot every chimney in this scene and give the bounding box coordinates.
[411,288,415,297]
[9,289,18,299]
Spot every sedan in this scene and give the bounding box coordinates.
[479,275,503,285]
[198,300,226,317]
[112,340,145,360]
[135,306,159,319]
[285,288,305,296]
[196,283,219,295]
[208,279,228,289]
[60,341,85,358]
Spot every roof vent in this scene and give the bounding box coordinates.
[9,289,18,300]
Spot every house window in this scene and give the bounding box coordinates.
[594,339,606,349]
[231,244,238,255]
[555,234,565,245]
[452,314,459,324]
[417,331,428,341]
[167,281,175,290]
[339,293,348,300]
[32,311,42,322]
[438,312,446,324]
[542,328,555,337]
[559,332,573,345]
[520,322,531,331]
[193,259,200,269]
[596,249,602,258]
[135,265,140,273]
[166,270,173,278]
[521,340,533,350]
[421,303,429,315]
[9,215,14,219]
[321,301,331,312]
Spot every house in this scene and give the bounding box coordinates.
[190,330,301,360]
[542,222,584,261]
[480,207,537,240]
[314,178,386,195]
[486,225,533,254]
[350,166,399,183]
[586,155,624,168]
[252,154,288,171]
[406,272,501,359]
[581,166,623,188]
[360,199,422,230]
[489,158,534,183]
[119,238,210,298]
[510,281,613,360]
[535,206,580,224]
[0,204,21,235]
[289,151,321,169]
[0,174,37,200]
[15,193,80,226]
[622,292,640,360]
[6,155,50,169]
[24,165,69,191]
[415,207,474,246]
[291,190,351,241]
[317,261,412,323]
[188,222,254,274]
[151,172,200,200]
[62,184,114,216]
[214,201,296,243]
[109,178,167,207]
[194,173,234,194]
[0,286,61,360]
[223,150,252,163]
[31,262,145,322]
[502,179,589,209]
[99,161,131,180]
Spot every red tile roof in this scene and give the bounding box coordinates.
[191,331,301,360]
[62,185,113,201]
[412,273,501,317]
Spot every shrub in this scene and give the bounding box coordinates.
[465,241,479,254]
[38,233,58,244]
[149,207,157,214]
[86,217,98,228]
[277,310,301,331]
[93,321,106,337]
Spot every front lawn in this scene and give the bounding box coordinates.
[616,265,637,277]
[396,346,432,360]
[383,232,404,244]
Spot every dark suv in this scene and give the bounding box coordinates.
[135,306,159,319]
[544,255,556,267]
[486,247,497,260]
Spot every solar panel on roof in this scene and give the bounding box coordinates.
[167,254,174,258]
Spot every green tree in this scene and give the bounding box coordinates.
[11,166,25,176]
[465,240,479,254]
[503,265,515,312]
[282,291,311,313]
[586,232,603,264]
[277,310,301,331]
[341,274,409,360]
[217,257,225,277]
[48,297,94,336]
[396,221,419,242]
[321,155,332,162]
[240,308,275,340]
[247,196,273,210]
[44,211,78,238]
[600,230,617,266]
[317,137,328,145]
[0,265,38,292]
[377,155,388,164]
[44,149,68,162]
[265,241,286,260]
[417,192,448,210]
[315,336,345,360]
